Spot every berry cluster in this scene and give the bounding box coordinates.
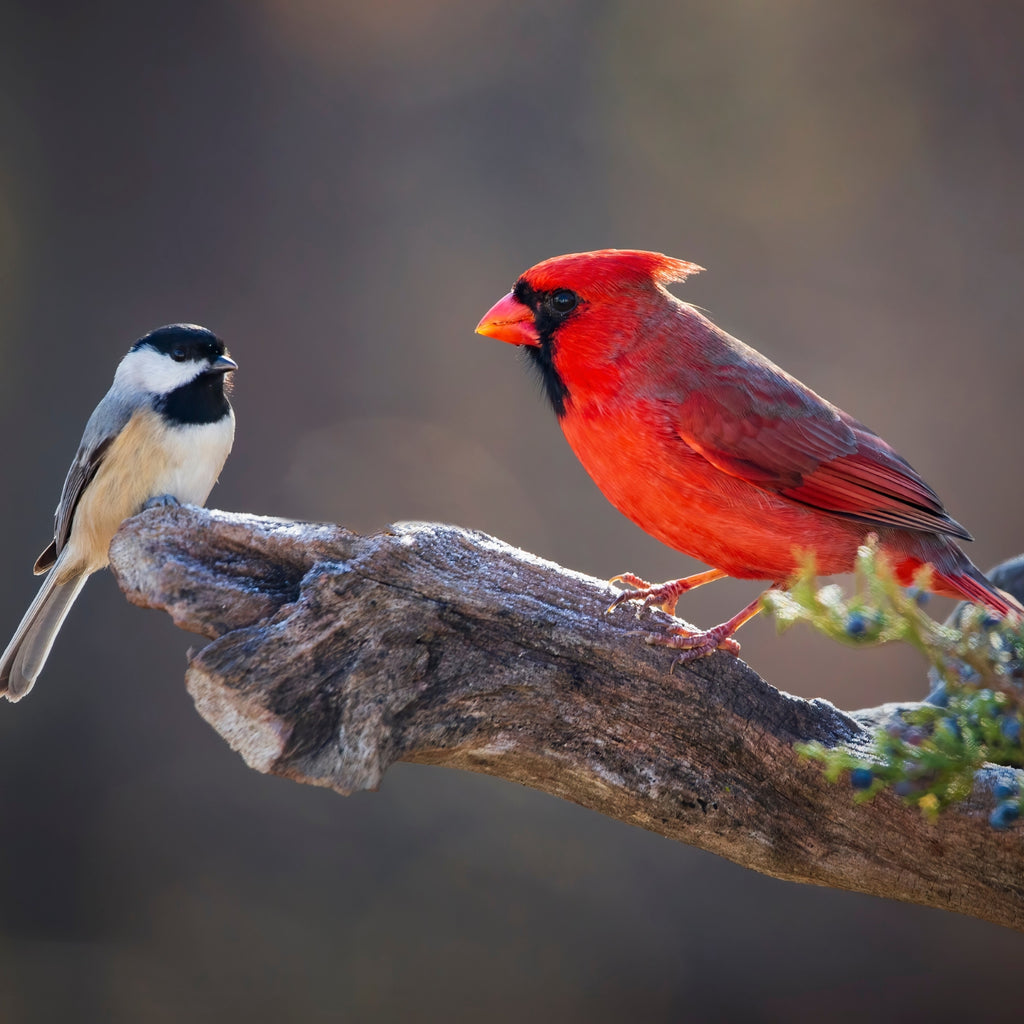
[769,540,1024,827]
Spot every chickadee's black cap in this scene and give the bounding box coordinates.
[132,324,226,361]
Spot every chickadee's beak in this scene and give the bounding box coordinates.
[475,292,540,347]
[210,355,238,373]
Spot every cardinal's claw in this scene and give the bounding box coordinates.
[607,575,687,616]
[645,626,742,665]
[613,574,763,669]
[608,573,650,612]
[609,573,652,589]
[608,568,731,617]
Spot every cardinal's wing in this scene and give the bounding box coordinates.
[672,362,970,540]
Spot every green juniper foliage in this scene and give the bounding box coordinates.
[764,540,1024,826]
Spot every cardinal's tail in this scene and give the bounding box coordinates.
[935,564,1024,620]
[0,566,89,702]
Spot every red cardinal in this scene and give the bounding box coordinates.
[475,248,1020,662]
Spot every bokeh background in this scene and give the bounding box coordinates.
[1,1,1023,1020]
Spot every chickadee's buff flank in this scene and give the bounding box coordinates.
[0,324,237,701]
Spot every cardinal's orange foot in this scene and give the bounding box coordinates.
[645,624,743,665]
[636,589,770,668]
[608,568,728,616]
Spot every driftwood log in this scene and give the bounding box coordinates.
[109,506,1024,932]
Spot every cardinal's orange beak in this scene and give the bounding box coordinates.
[475,291,540,347]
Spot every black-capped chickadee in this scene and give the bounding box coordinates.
[0,324,237,701]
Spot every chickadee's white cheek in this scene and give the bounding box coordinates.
[115,348,205,393]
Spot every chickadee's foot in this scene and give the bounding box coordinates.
[143,494,181,510]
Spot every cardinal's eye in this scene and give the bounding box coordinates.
[550,289,578,314]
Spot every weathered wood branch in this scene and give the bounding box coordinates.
[109,507,1024,931]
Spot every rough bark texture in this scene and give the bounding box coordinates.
[109,506,1024,932]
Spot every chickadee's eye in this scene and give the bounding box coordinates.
[171,348,187,362]
[550,290,578,314]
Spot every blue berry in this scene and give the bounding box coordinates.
[850,767,874,790]
[938,717,961,740]
[989,801,1020,830]
[1000,716,1022,743]
[925,679,949,708]
[994,777,1020,802]
[845,612,868,637]
[893,779,915,797]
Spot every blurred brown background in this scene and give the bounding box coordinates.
[1,1,1022,1020]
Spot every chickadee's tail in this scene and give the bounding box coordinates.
[0,568,89,701]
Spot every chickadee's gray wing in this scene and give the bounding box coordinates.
[33,391,135,574]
